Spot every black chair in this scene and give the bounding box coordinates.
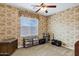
[51,39,62,46]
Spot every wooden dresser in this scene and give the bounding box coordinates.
[0,39,17,56]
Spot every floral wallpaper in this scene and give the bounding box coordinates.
[48,6,79,49]
[0,4,19,41]
[0,4,48,47]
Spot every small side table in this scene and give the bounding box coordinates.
[23,38,33,48]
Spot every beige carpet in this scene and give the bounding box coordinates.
[12,43,74,56]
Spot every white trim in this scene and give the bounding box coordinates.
[62,45,74,50]
[18,45,23,48]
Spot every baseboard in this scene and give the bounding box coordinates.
[62,45,74,50]
[66,46,74,50]
[62,42,74,50]
[18,45,23,48]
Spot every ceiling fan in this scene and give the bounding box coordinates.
[32,3,56,13]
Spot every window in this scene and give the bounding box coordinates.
[20,16,38,37]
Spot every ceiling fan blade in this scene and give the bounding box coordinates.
[41,3,44,6]
[32,3,44,7]
[35,8,41,13]
[47,5,56,8]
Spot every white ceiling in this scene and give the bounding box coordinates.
[6,3,79,16]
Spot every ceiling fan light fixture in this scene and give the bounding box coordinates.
[44,7,47,11]
[45,10,48,13]
[41,7,47,11]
